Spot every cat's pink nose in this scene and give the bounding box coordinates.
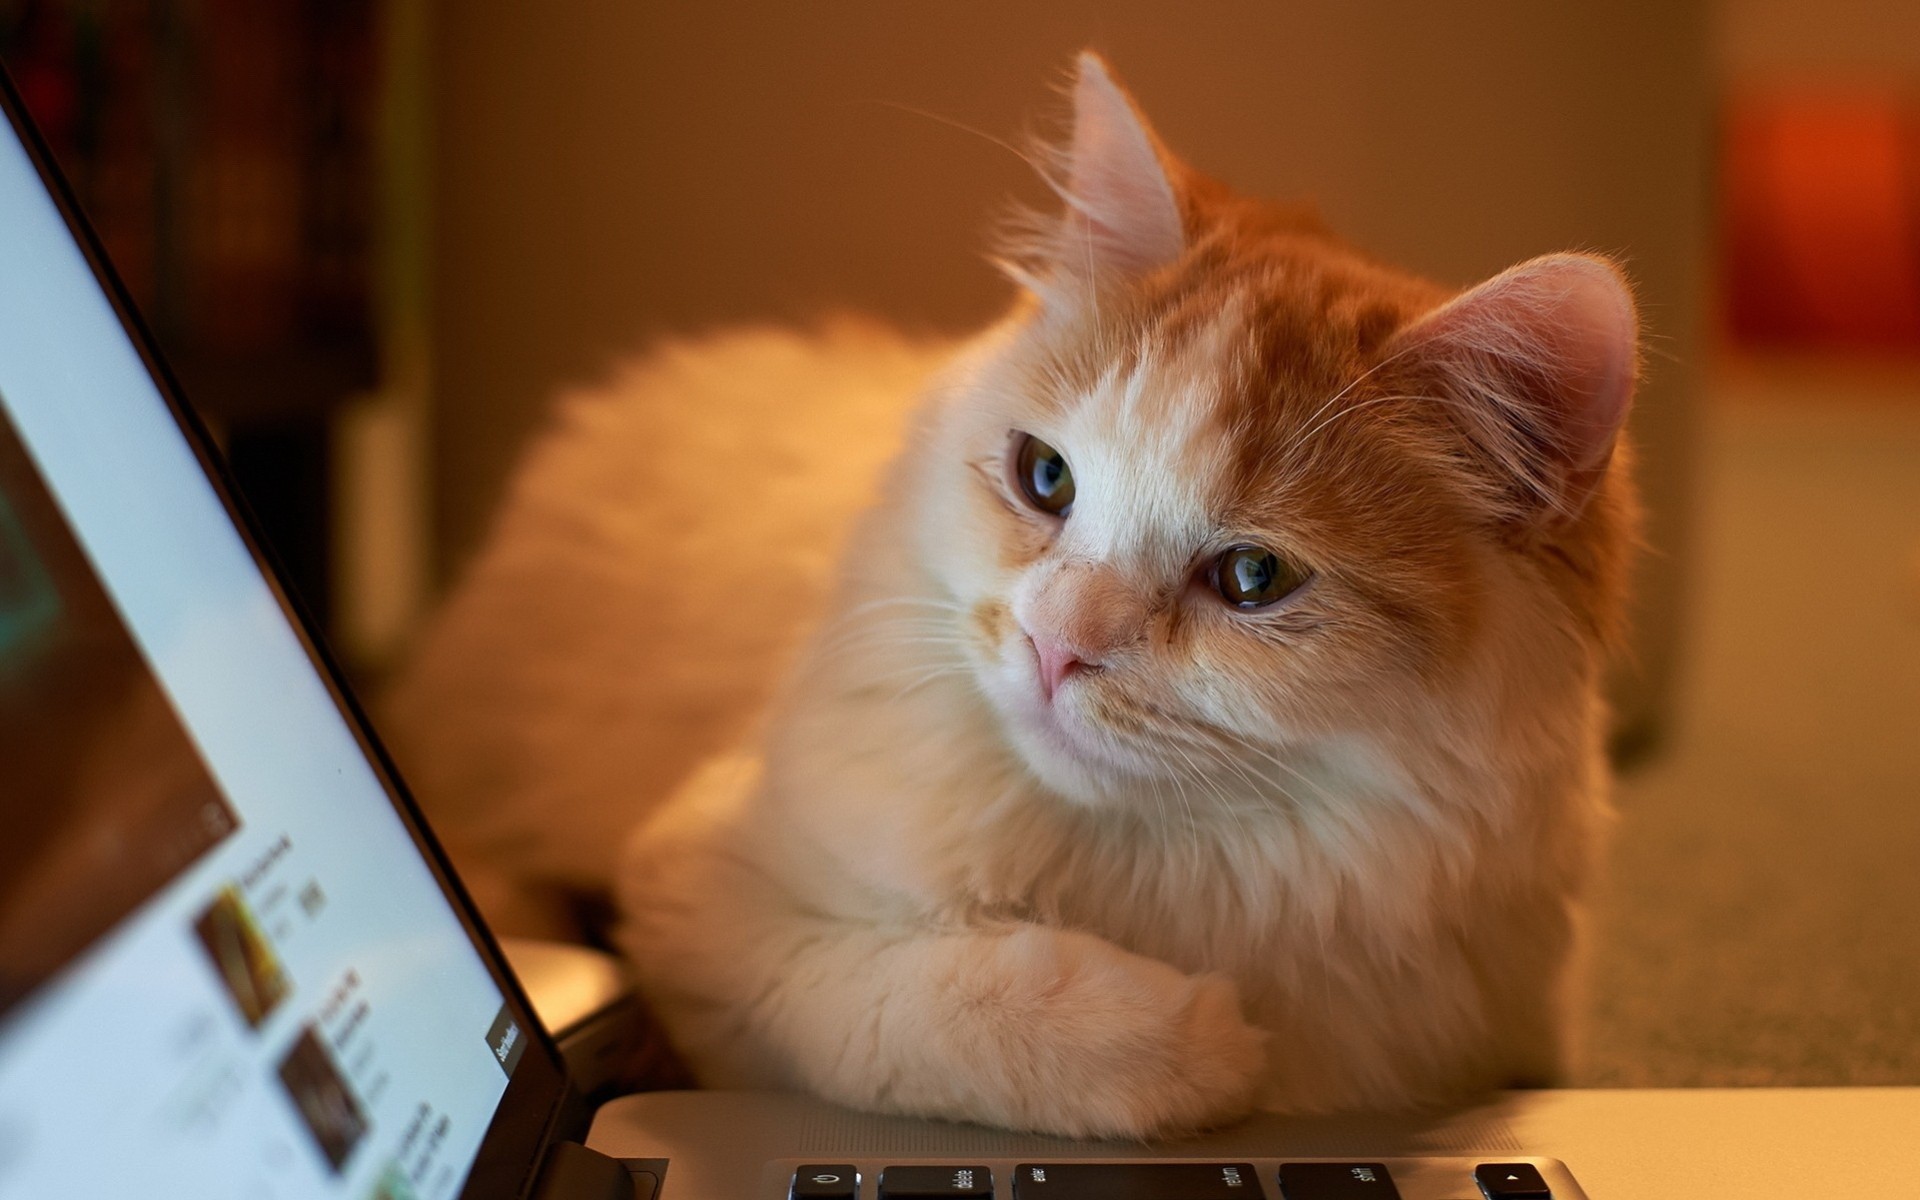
[1027,634,1087,701]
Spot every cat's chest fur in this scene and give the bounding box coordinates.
[753,679,1577,1114]
[776,644,1552,993]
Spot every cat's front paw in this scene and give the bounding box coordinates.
[935,927,1267,1139]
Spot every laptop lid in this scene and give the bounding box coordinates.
[0,67,576,1200]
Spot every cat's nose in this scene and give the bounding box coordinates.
[1027,633,1090,701]
[1014,560,1146,699]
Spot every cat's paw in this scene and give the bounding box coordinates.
[930,926,1267,1140]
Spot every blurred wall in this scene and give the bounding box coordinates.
[1719,0,1920,78]
[429,1,1711,741]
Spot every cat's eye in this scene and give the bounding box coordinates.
[1013,433,1075,516]
[1213,544,1310,609]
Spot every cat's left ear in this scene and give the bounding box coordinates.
[1388,253,1639,524]
[1048,52,1187,281]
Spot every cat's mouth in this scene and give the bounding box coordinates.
[1002,694,1143,800]
[975,637,1160,798]
[963,596,1165,799]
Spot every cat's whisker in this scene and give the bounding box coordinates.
[1277,391,1424,467]
[1161,737,1267,847]
[857,630,971,641]
[1097,696,1297,827]
[834,628,971,668]
[1139,740,1201,851]
[1218,736,1347,814]
[880,664,976,704]
[853,643,974,661]
[1140,774,1177,861]
[814,616,969,656]
[823,617,967,638]
[1192,770,1259,856]
[1279,379,1581,523]
[1151,785,1176,863]
[1161,719,1324,816]
[867,98,1042,169]
[833,623,966,636]
[853,646,972,672]
[1151,770,1201,866]
[1115,726,1227,835]
[839,595,970,617]
[1278,341,1424,459]
[817,612,963,644]
[827,616,966,639]
[1177,736,1270,801]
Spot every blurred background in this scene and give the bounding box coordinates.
[3,0,1916,1089]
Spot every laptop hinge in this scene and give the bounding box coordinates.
[530,1141,665,1200]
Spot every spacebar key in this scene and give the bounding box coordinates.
[1012,1163,1258,1200]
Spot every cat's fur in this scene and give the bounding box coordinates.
[394,54,1640,1138]
[384,321,949,936]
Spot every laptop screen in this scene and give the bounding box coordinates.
[0,89,543,1200]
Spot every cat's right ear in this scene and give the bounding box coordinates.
[1386,253,1639,526]
[1006,53,1187,294]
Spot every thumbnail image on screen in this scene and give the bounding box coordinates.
[277,1024,372,1174]
[191,883,292,1029]
[0,396,238,1014]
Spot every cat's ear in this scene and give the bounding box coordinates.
[1388,253,1638,523]
[1045,52,1186,281]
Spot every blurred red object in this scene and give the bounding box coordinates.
[1721,87,1920,354]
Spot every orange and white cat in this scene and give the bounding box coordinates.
[393,54,1639,1138]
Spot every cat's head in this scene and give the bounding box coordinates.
[909,53,1639,809]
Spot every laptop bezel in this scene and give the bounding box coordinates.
[0,58,585,1200]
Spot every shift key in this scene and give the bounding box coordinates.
[1013,1163,1257,1199]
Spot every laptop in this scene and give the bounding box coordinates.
[0,64,1915,1200]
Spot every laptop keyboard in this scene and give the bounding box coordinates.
[787,1158,1570,1200]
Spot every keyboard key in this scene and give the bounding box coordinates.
[793,1166,860,1200]
[1472,1162,1550,1198]
[1277,1162,1401,1199]
[1012,1163,1257,1199]
[879,1166,993,1199]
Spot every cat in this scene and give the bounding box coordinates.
[392,51,1640,1138]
